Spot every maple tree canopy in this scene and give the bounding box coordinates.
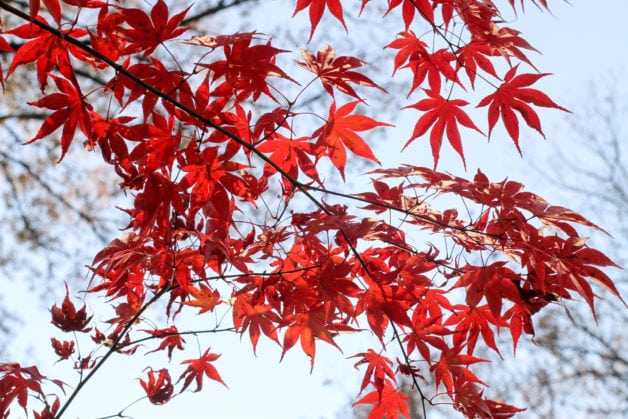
[0,0,624,418]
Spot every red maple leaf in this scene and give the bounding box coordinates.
[201,34,295,101]
[257,134,321,191]
[50,338,75,361]
[353,380,411,419]
[280,306,341,371]
[386,30,427,76]
[313,101,391,178]
[33,396,60,419]
[431,347,486,396]
[479,25,538,69]
[297,45,385,100]
[6,20,88,90]
[352,350,396,396]
[455,41,499,88]
[445,304,504,355]
[0,363,63,417]
[386,32,459,94]
[404,89,483,167]
[28,75,93,161]
[385,0,434,29]
[140,368,174,405]
[477,65,569,152]
[293,0,347,40]
[29,0,61,23]
[142,326,186,360]
[116,0,189,55]
[178,349,227,392]
[232,293,281,354]
[50,284,92,333]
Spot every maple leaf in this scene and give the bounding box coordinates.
[33,396,60,419]
[142,326,186,360]
[0,363,63,417]
[28,74,93,161]
[116,0,190,55]
[257,134,321,191]
[453,381,525,418]
[178,349,227,392]
[386,32,461,94]
[28,0,62,23]
[352,350,396,396]
[356,282,413,342]
[477,65,569,152]
[456,41,499,88]
[183,284,222,314]
[280,306,342,371]
[200,34,295,101]
[232,293,281,354]
[313,101,391,178]
[50,284,92,333]
[353,380,411,419]
[386,30,427,76]
[140,368,174,405]
[480,25,538,69]
[50,338,75,361]
[445,304,505,355]
[404,89,483,167]
[6,21,89,90]
[431,347,486,396]
[293,0,347,40]
[108,59,193,118]
[62,0,107,7]
[297,45,385,100]
[385,0,434,29]
[453,264,521,320]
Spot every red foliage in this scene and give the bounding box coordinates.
[0,0,622,418]
[50,284,92,333]
[178,349,227,392]
[50,338,75,361]
[140,368,174,405]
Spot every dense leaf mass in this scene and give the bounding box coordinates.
[0,1,622,418]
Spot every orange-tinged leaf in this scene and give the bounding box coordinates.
[280,306,341,371]
[313,101,391,178]
[183,284,221,314]
[352,350,395,395]
[232,293,281,354]
[353,380,411,419]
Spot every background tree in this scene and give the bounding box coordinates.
[0,1,623,418]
